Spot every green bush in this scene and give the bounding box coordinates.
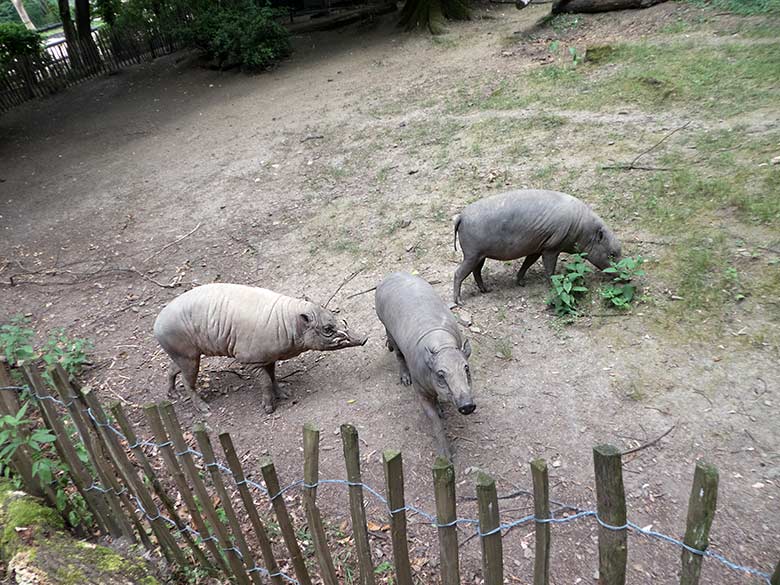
[184,1,291,70]
[547,253,592,317]
[599,256,645,310]
[0,22,43,70]
[0,0,60,27]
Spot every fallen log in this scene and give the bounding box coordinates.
[552,0,667,14]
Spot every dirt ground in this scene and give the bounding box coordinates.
[1,2,778,583]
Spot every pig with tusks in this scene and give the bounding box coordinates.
[453,189,622,304]
[375,272,475,459]
[154,283,367,413]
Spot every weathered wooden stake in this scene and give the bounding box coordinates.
[771,560,780,585]
[302,423,339,585]
[382,449,413,585]
[531,458,551,585]
[111,402,213,571]
[158,403,251,584]
[259,457,313,585]
[680,461,719,585]
[432,456,460,585]
[219,432,284,585]
[21,364,114,536]
[340,424,376,585]
[476,471,503,585]
[593,444,627,585]
[194,423,262,585]
[49,366,143,545]
[79,385,185,565]
[144,403,229,574]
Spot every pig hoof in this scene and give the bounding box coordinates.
[399,372,412,386]
[263,401,276,414]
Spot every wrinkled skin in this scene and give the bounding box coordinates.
[154,283,367,413]
[453,189,622,304]
[375,272,475,459]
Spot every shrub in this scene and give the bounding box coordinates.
[0,22,43,71]
[184,1,291,71]
[599,256,645,309]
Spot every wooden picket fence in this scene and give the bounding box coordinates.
[0,359,778,585]
[0,26,180,113]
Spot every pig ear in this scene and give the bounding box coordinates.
[296,313,311,335]
[462,339,472,359]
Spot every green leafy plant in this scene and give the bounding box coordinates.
[0,22,43,71]
[0,316,36,365]
[599,256,645,309]
[547,253,592,316]
[41,328,93,382]
[374,561,395,584]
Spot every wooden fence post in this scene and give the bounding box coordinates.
[144,403,229,574]
[340,424,376,585]
[49,366,143,545]
[476,471,503,585]
[680,461,719,585]
[302,423,339,585]
[382,449,412,585]
[771,560,780,585]
[259,456,313,585]
[531,458,551,585]
[21,364,114,536]
[193,423,262,585]
[158,402,251,585]
[432,456,460,585]
[593,444,627,585]
[110,402,213,571]
[219,432,284,585]
[0,360,47,499]
[78,385,186,566]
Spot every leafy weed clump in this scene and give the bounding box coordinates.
[600,256,645,309]
[547,253,592,317]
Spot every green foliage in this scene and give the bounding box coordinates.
[374,560,394,583]
[184,1,291,70]
[600,256,645,309]
[0,316,36,365]
[41,328,93,382]
[0,0,60,27]
[0,22,42,70]
[547,253,592,317]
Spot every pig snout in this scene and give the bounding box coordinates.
[458,402,476,415]
[343,331,368,347]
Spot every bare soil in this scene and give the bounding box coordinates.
[1,2,778,583]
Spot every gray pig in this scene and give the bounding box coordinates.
[375,272,475,458]
[453,189,621,304]
[154,283,367,413]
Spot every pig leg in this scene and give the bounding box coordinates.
[247,364,276,414]
[542,251,560,278]
[266,362,289,400]
[516,253,541,286]
[472,258,489,294]
[453,253,484,304]
[417,390,452,459]
[168,353,208,413]
[386,330,412,385]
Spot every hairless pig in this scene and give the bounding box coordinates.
[453,189,622,304]
[154,283,367,413]
[375,272,475,459]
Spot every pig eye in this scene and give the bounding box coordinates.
[464,365,470,374]
[323,325,335,336]
[436,370,446,381]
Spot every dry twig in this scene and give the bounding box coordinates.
[143,222,202,263]
[622,425,675,457]
[324,267,365,308]
[601,121,691,171]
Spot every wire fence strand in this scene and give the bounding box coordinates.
[0,384,773,584]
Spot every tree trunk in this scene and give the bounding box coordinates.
[552,0,667,13]
[11,0,36,30]
[74,0,102,73]
[57,0,82,71]
[398,0,469,34]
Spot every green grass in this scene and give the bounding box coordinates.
[470,41,780,118]
[682,0,780,15]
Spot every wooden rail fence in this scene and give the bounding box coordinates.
[0,26,180,113]
[0,359,777,585]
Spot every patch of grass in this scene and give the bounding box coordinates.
[475,41,780,118]
[495,338,513,360]
[682,0,780,15]
[548,13,581,34]
[660,18,691,34]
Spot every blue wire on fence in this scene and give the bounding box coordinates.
[0,384,774,584]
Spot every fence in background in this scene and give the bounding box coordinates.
[0,359,778,585]
[0,26,179,113]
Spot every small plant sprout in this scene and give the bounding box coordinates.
[547,253,592,317]
[599,256,646,309]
